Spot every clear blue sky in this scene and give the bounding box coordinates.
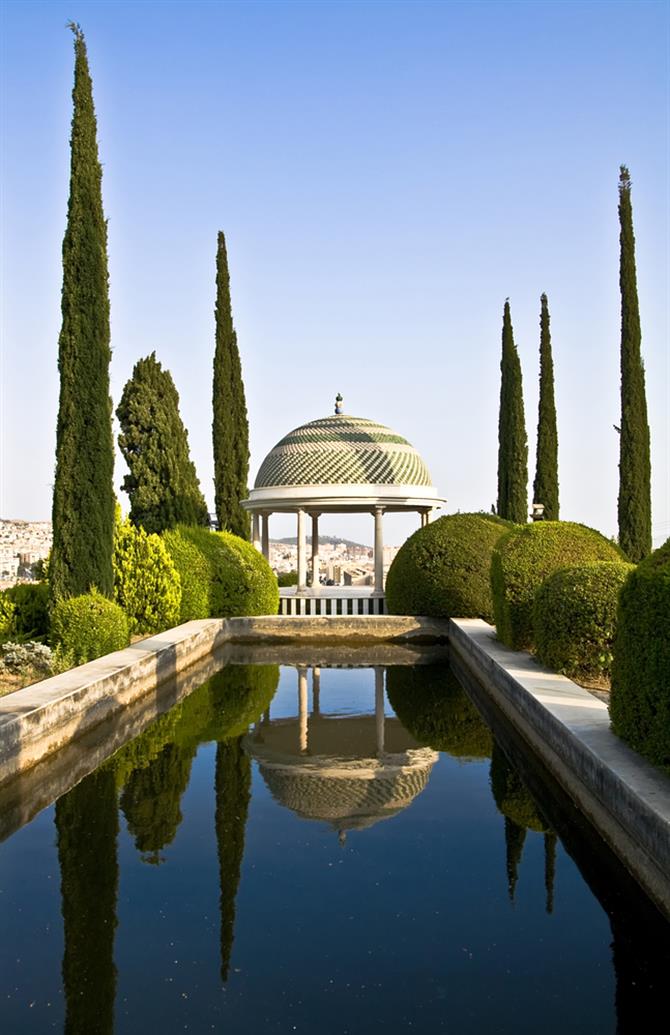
[1,0,668,547]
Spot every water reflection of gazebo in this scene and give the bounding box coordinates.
[244,667,438,839]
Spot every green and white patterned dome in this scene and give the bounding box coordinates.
[255,414,433,490]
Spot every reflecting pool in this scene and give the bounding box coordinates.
[1,658,669,1034]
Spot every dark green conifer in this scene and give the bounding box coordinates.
[617,166,652,562]
[533,294,559,520]
[50,24,115,603]
[212,231,250,538]
[56,769,118,1034]
[497,300,528,523]
[116,352,210,534]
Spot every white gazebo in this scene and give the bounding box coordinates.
[243,396,445,615]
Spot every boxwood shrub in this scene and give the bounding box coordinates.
[114,519,181,634]
[386,663,493,759]
[533,561,634,682]
[491,521,626,651]
[386,512,514,620]
[610,538,670,771]
[51,589,130,665]
[162,526,278,621]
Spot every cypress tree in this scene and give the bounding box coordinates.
[533,294,559,520]
[116,352,210,534]
[212,231,250,538]
[50,24,115,603]
[617,166,652,562]
[496,300,528,523]
[120,742,197,865]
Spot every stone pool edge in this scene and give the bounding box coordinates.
[0,615,449,786]
[449,617,670,921]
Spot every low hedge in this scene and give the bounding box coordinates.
[386,512,514,620]
[386,663,493,759]
[491,521,626,651]
[3,582,50,640]
[610,538,670,771]
[162,526,278,621]
[533,561,634,682]
[51,590,130,665]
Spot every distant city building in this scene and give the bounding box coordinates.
[0,520,52,586]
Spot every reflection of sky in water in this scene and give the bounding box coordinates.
[2,662,668,1034]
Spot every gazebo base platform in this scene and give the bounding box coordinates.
[279,587,386,616]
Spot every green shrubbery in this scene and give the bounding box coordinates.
[386,663,493,758]
[51,589,130,665]
[3,583,50,640]
[386,513,514,620]
[610,538,670,771]
[162,526,278,621]
[114,518,181,634]
[491,521,626,651]
[533,561,634,682]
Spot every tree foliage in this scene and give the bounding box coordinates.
[617,166,652,562]
[50,24,115,605]
[213,231,250,539]
[533,293,559,520]
[496,300,528,523]
[117,352,209,534]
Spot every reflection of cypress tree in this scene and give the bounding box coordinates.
[215,737,251,982]
[504,816,527,902]
[544,832,557,914]
[56,770,118,1034]
[120,742,196,864]
[490,742,554,904]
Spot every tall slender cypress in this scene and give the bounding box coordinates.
[533,294,559,520]
[496,300,528,523]
[212,231,250,539]
[50,24,115,603]
[617,166,652,561]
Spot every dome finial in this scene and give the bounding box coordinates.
[334,393,344,415]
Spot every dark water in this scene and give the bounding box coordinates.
[1,658,669,1034]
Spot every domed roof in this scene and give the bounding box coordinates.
[254,414,433,490]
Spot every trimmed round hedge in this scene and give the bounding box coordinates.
[491,521,626,651]
[51,590,130,665]
[386,663,493,759]
[610,537,670,771]
[533,561,634,682]
[163,526,278,621]
[386,512,514,620]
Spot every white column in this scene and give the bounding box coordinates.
[252,512,261,552]
[297,509,307,590]
[373,506,385,593]
[426,509,434,524]
[311,513,320,588]
[375,667,385,755]
[261,512,270,560]
[298,667,308,754]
